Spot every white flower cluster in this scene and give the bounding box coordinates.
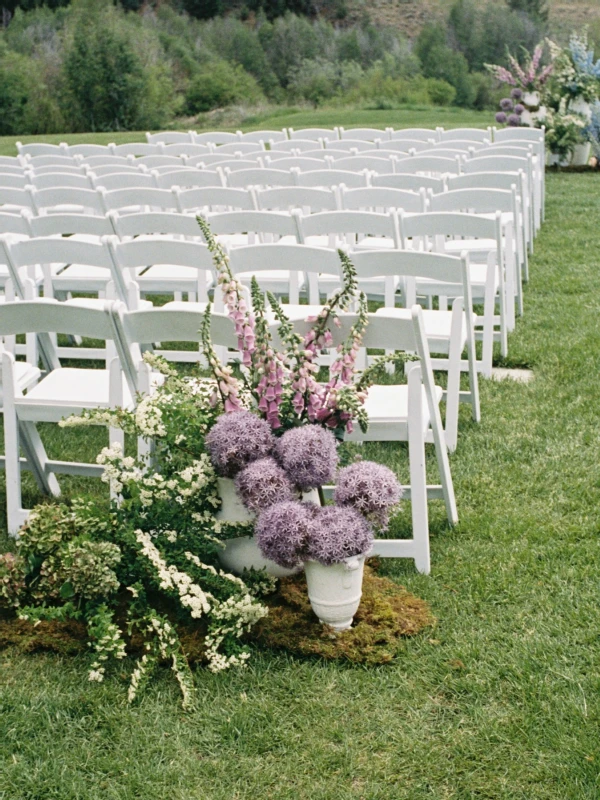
[135,530,211,618]
[97,442,141,495]
[59,409,122,429]
[88,621,127,683]
[205,594,268,674]
[185,551,247,590]
[177,456,213,501]
[135,396,167,438]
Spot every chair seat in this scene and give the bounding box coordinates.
[0,361,42,405]
[375,307,468,354]
[346,383,443,441]
[52,265,112,292]
[136,265,213,294]
[16,367,133,421]
[63,296,153,311]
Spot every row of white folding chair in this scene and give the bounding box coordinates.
[2,298,453,574]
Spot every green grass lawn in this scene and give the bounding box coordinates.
[0,105,492,157]
[0,139,599,796]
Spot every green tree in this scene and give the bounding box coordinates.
[415,23,475,107]
[506,0,548,23]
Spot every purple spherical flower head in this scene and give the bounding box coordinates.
[495,111,507,124]
[514,103,525,115]
[275,425,338,491]
[510,87,523,100]
[507,114,521,127]
[334,460,402,529]
[205,410,275,478]
[307,505,373,566]
[235,457,295,514]
[255,500,315,569]
[500,98,513,111]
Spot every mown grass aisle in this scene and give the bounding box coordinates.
[1,173,599,799]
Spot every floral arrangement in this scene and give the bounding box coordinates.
[585,100,600,162]
[549,32,600,106]
[495,88,526,127]
[539,106,587,158]
[485,43,554,94]
[0,218,412,704]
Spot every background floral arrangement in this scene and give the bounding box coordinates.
[485,43,554,94]
[495,88,526,127]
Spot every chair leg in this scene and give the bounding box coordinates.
[407,373,430,575]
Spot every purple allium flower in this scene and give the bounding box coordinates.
[206,410,274,477]
[275,425,338,491]
[507,114,521,127]
[511,87,523,100]
[255,501,315,569]
[334,461,402,529]
[500,98,514,111]
[514,103,525,115]
[307,506,373,566]
[235,457,295,514]
[495,112,508,124]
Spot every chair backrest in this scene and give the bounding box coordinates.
[339,185,425,213]
[0,156,24,169]
[85,164,143,177]
[219,158,264,172]
[108,210,204,239]
[389,128,436,142]
[228,243,341,304]
[295,169,370,189]
[146,131,194,145]
[462,154,532,175]
[0,297,118,345]
[27,211,114,238]
[29,186,104,215]
[108,237,213,302]
[153,169,223,190]
[214,142,265,155]
[0,187,34,211]
[17,142,68,157]
[29,172,93,190]
[225,168,296,189]
[0,212,31,236]
[192,131,239,145]
[399,210,500,250]
[323,140,373,152]
[425,143,475,154]
[204,210,300,240]
[269,139,322,153]
[378,139,433,152]
[393,155,461,176]
[332,156,395,173]
[134,155,184,170]
[371,173,445,193]
[66,144,112,157]
[493,127,544,143]
[80,155,131,169]
[264,156,329,171]
[0,173,28,189]
[428,187,515,215]
[296,209,400,246]
[446,171,524,192]
[288,128,338,141]
[239,129,287,143]
[437,127,491,142]
[161,143,212,157]
[24,155,79,169]
[110,143,162,157]
[338,127,389,141]
[98,187,178,213]
[473,144,533,158]
[90,171,157,191]
[295,149,332,160]
[175,186,255,212]
[254,186,338,212]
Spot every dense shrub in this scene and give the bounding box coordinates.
[415,23,475,107]
[287,57,363,105]
[185,60,264,113]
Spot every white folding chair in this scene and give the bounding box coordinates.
[324,140,374,153]
[219,159,264,172]
[332,155,396,173]
[296,208,400,253]
[98,187,178,215]
[0,157,25,170]
[276,308,458,574]
[0,187,35,213]
[79,155,131,170]
[263,156,331,172]
[295,169,370,189]
[146,131,195,145]
[338,127,390,142]
[254,186,338,213]
[134,155,184,171]
[372,173,446,193]
[175,186,255,213]
[65,144,112,158]
[339,185,426,214]
[90,171,158,191]
[161,143,213,158]
[16,142,69,158]
[192,131,240,145]
[393,155,462,177]
[0,298,133,534]
[152,169,223,190]
[377,139,434,152]
[288,127,338,141]
[23,155,80,170]
[214,142,266,156]
[28,172,93,190]
[437,127,492,142]
[205,209,301,249]
[389,128,437,142]
[109,143,162,157]
[29,186,104,216]
[350,248,480,449]
[399,211,508,376]
[239,129,287,143]
[225,168,296,189]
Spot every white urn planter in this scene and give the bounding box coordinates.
[215,477,306,578]
[570,142,591,166]
[568,97,592,122]
[304,553,368,631]
[521,92,546,128]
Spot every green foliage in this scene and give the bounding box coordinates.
[287,57,363,106]
[185,60,264,113]
[507,0,548,23]
[415,22,475,107]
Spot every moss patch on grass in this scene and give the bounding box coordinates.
[253,563,434,665]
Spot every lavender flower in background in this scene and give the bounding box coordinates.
[206,410,274,477]
[511,87,523,100]
[500,98,514,111]
[306,506,373,566]
[508,114,521,127]
[514,104,525,115]
[275,425,338,491]
[255,501,316,569]
[235,457,295,514]
[334,461,402,529]
[495,112,508,124]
